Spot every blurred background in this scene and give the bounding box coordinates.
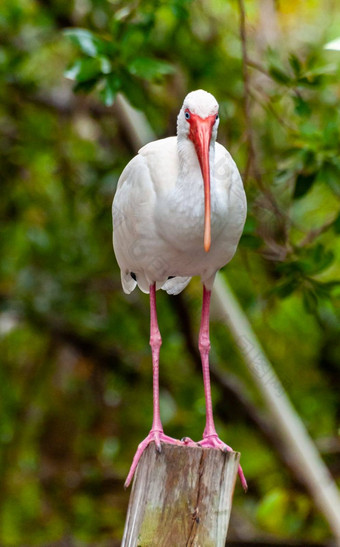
[1,0,340,545]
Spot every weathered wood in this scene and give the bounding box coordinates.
[122,443,240,547]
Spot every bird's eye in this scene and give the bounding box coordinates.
[185,111,190,120]
[215,114,219,121]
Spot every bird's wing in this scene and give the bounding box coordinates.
[113,137,183,294]
[138,136,178,194]
[214,142,247,223]
[210,142,247,274]
[214,142,246,201]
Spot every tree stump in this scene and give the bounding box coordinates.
[122,443,240,547]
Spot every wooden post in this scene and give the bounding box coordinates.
[122,443,239,546]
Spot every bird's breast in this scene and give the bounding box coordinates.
[154,173,227,253]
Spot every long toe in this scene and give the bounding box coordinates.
[124,447,144,488]
[160,432,182,446]
[125,430,181,487]
[198,434,226,450]
[238,465,248,492]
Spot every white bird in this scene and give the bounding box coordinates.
[112,89,247,490]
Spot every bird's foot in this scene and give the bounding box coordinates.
[198,433,233,450]
[124,429,181,488]
[198,433,248,492]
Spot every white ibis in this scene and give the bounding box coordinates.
[112,90,247,490]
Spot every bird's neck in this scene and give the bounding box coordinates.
[176,137,215,190]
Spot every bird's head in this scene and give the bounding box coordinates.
[177,90,219,252]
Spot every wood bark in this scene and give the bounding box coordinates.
[122,443,239,547]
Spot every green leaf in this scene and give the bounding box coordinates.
[312,280,340,298]
[268,64,291,85]
[289,53,301,77]
[293,95,311,117]
[302,288,318,313]
[297,244,334,275]
[64,60,82,81]
[273,278,300,298]
[312,246,334,274]
[298,64,336,87]
[99,74,121,106]
[293,172,316,199]
[127,57,174,80]
[64,58,101,83]
[64,28,107,57]
[98,56,112,75]
[73,79,99,93]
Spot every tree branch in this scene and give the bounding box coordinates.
[237,0,261,187]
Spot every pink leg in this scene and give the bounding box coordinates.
[125,283,180,487]
[197,285,248,492]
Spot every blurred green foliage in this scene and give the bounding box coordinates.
[0,0,340,545]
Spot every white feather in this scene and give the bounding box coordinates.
[112,90,246,295]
